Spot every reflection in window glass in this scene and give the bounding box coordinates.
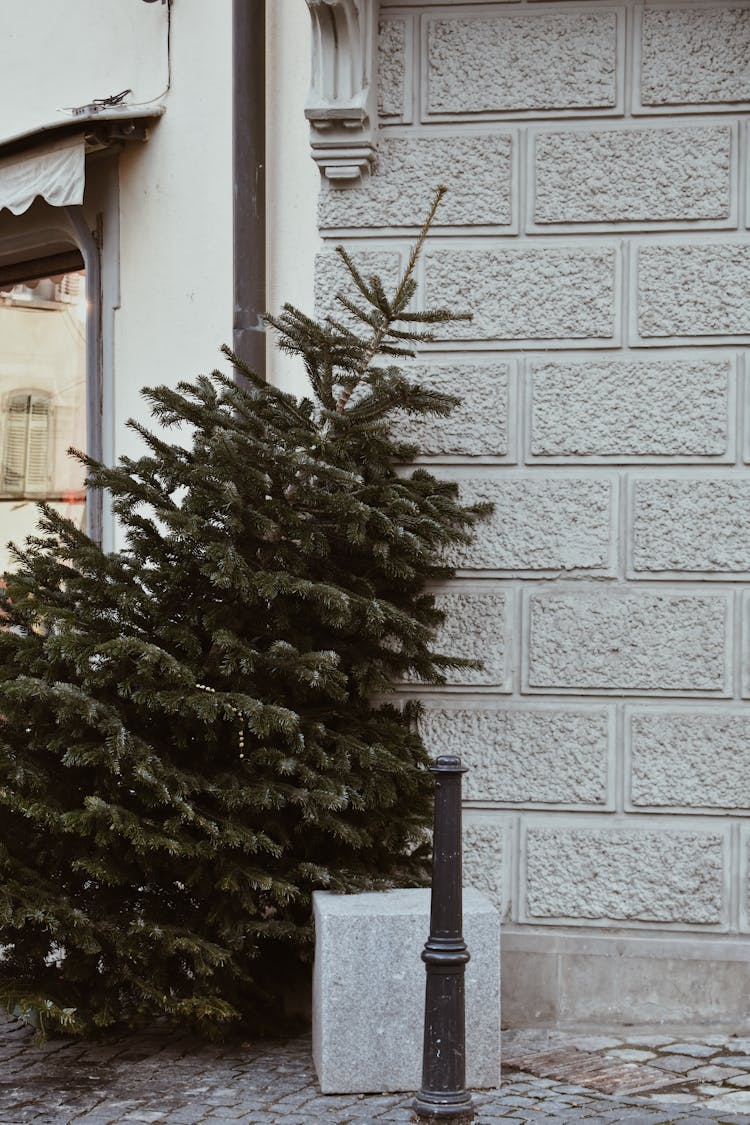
[0,270,86,572]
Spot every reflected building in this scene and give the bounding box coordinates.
[0,270,86,569]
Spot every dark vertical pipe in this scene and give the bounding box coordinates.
[233,0,266,379]
[413,756,474,1125]
[65,205,103,545]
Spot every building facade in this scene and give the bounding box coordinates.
[308,0,750,1029]
[0,0,237,564]
[2,0,750,1028]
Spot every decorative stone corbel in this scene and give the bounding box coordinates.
[305,0,378,185]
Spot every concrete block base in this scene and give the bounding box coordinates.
[312,887,500,1094]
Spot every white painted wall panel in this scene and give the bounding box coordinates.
[0,0,169,146]
[114,0,233,479]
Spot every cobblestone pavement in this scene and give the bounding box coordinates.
[4,1015,750,1124]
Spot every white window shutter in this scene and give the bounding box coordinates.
[2,393,50,494]
[3,395,28,492]
[25,396,51,492]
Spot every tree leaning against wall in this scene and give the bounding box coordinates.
[0,189,488,1037]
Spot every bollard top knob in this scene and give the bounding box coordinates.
[430,754,468,774]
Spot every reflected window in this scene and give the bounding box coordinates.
[0,268,86,566]
[3,391,51,494]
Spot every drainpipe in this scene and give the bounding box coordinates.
[65,205,103,546]
[233,0,266,380]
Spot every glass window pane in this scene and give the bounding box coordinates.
[0,269,86,572]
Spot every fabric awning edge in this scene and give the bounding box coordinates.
[0,134,85,217]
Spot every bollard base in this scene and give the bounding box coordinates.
[412,1090,475,1124]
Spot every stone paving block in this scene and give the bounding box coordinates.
[312,887,500,1093]
[557,1036,624,1053]
[652,1053,709,1073]
[704,1090,750,1110]
[624,1036,681,1048]
[691,1065,744,1082]
[609,1049,658,1062]
[723,1037,750,1052]
[668,1043,721,1058]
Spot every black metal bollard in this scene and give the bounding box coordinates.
[412,755,474,1124]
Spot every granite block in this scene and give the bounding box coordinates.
[312,887,500,1093]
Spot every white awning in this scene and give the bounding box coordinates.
[0,134,85,216]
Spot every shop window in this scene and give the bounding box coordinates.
[0,266,87,566]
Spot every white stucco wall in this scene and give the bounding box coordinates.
[115,0,234,467]
[0,0,234,554]
[266,0,321,396]
[0,0,314,558]
[0,0,169,147]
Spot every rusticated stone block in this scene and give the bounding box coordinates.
[629,709,750,809]
[742,832,750,931]
[638,244,750,338]
[418,705,610,806]
[533,125,731,224]
[315,249,401,331]
[631,478,750,573]
[312,887,500,1092]
[529,358,730,459]
[447,476,613,572]
[641,6,750,107]
[425,246,617,341]
[525,826,725,924]
[389,363,510,457]
[464,820,509,916]
[423,591,508,688]
[319,134,513,229]
[426,11,618,114]
[527,590,729,693]
[378,16,406,117]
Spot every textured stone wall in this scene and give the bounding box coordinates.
[314,0,750,994]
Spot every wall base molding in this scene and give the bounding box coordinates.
[502,929,750,1030]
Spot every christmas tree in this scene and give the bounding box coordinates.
[0,189,486,1037]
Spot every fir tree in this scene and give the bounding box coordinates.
[0,188,487,1037]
